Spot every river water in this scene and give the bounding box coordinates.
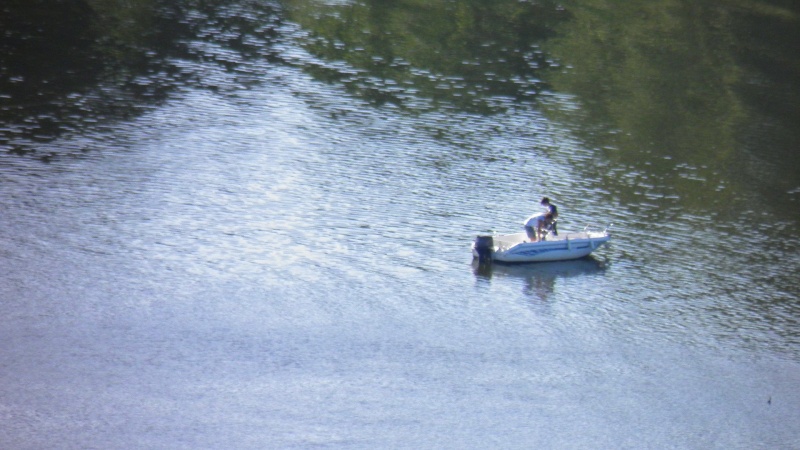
[1,0,799,448]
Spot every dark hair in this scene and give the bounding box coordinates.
[541,197,550,205]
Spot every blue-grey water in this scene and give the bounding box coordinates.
[1,1,799,448]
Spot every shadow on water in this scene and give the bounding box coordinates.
[472,256,608,300]
[5,0,798,198]
[1,0,571,160]
[283,0,569,114]
[0,0,283,159]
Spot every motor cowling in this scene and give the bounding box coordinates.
[473,235,494,262]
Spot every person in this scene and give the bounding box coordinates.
[540,197,558,236]
[523,212,554,242]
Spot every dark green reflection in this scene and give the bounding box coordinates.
[284,0,569,113]
[542,0,800,218]
[283,0,799,220]
[0,0,281,157]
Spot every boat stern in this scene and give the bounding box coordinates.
[472,235,494,262]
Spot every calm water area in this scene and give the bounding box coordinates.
[1,0,799,448]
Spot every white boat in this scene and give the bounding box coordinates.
[472,225,612,263]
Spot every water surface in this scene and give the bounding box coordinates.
[1,0,799,448]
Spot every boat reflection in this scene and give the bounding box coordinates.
[473,256,608,300]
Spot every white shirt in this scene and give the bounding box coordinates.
[524,213,546,228]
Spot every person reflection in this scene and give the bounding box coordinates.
[522,271,557,301]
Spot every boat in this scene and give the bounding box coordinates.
[472,225,612,263]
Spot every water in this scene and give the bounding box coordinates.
[1,1,799,448]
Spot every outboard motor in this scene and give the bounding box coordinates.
[473,235,494,263]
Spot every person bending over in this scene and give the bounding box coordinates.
[524,212,554,242]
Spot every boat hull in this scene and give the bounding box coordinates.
[472,231,610,263]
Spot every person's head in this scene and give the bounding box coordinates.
[545,212,554,223]
[541,197,550,206]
